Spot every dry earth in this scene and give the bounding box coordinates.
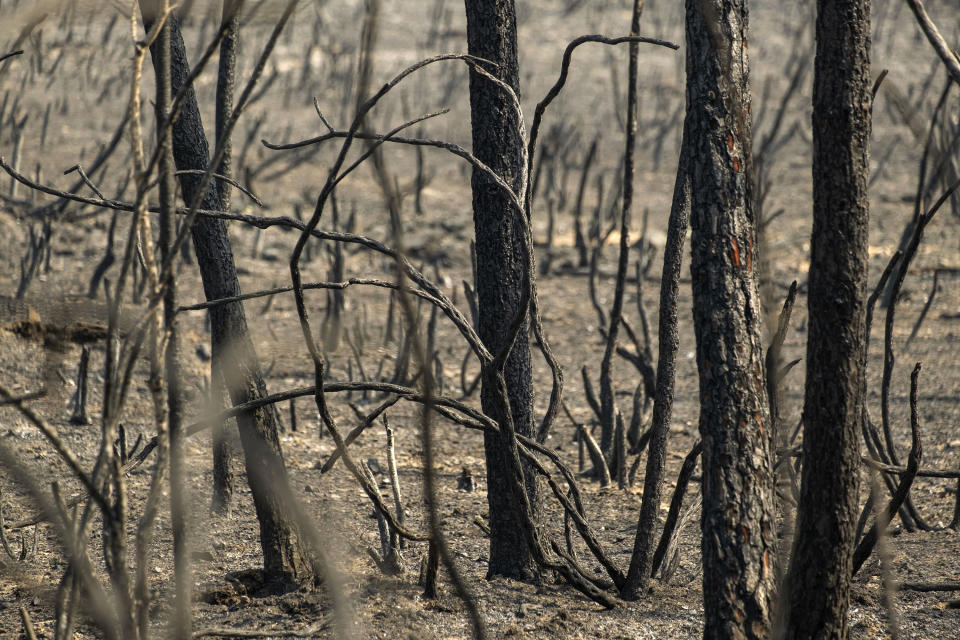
[0,0,959,638]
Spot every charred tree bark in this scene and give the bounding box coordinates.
[622,122,692,600]
[463,0,538,580]
[142,10,311,586]
[621,0,692,595]
[782,1,871,638]
[685,1,776,637]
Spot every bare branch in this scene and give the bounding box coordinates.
[904,0,960,87]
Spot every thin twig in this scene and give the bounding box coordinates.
[0,49,24,64]
[172,169,262,206]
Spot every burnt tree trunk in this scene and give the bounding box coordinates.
[621,0,693,599]
[598,0,642,467]
[210,364,235,515]
[210,0,240,515]
[685,1,776,637]
[142,11,311,586]
[782,1,871,638]
[622,109,693,601]
[463,0,538,580]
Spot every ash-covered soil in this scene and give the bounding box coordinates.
[1,1,959,638]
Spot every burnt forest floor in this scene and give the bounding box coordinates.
[0,1,959,638]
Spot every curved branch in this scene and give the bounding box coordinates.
[854,363,924,574]
[525,33,678,446]
[880,177,960,464]
[177,278,443,314]
[905,0,960,87]
[0,158,489,363]
[525,34,679,209]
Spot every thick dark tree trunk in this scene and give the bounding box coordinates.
[463,0,537,580]
[782,1,871,638]
[143,12,311,586]
[685,1,776,637]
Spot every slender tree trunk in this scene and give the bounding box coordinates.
[619,0,698,599]
[781,1,871,638]
[598,0,643,466]
[149,2,191,636]
[685,1,776,637]
[215,1,239,195]
[463,0,538,580]
[210,0,241,515]
[211,364,235,515]
[622,120,692,601]
[142,10,311,586]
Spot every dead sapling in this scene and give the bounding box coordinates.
[424,280,441,393]
[419,540,440,598]
[322,196,347,351]
[905,268,941,348]
[614,410,627,490]
[614,257,658,447]
[68,346,91,426]
[572,136,599,267]
[384,417,406,553]
[0,489,39,563]
[458,277,481,398]
[344,326,369,395]
[7,111,27,200]
[874,174,958,531]
[389,303,417,387]
[16,219,52,300]
[363,420,406,576]
[413,141,434,216]
[539,195,557,276]
[587,205,616,330]
[86,217,118,301]
[563,399,610,487]
[650,440,703,580]
[853,363,924,575]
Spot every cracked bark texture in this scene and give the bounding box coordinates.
[782,0,871,638]
[685,1,776,637]
[463,0,538,580]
